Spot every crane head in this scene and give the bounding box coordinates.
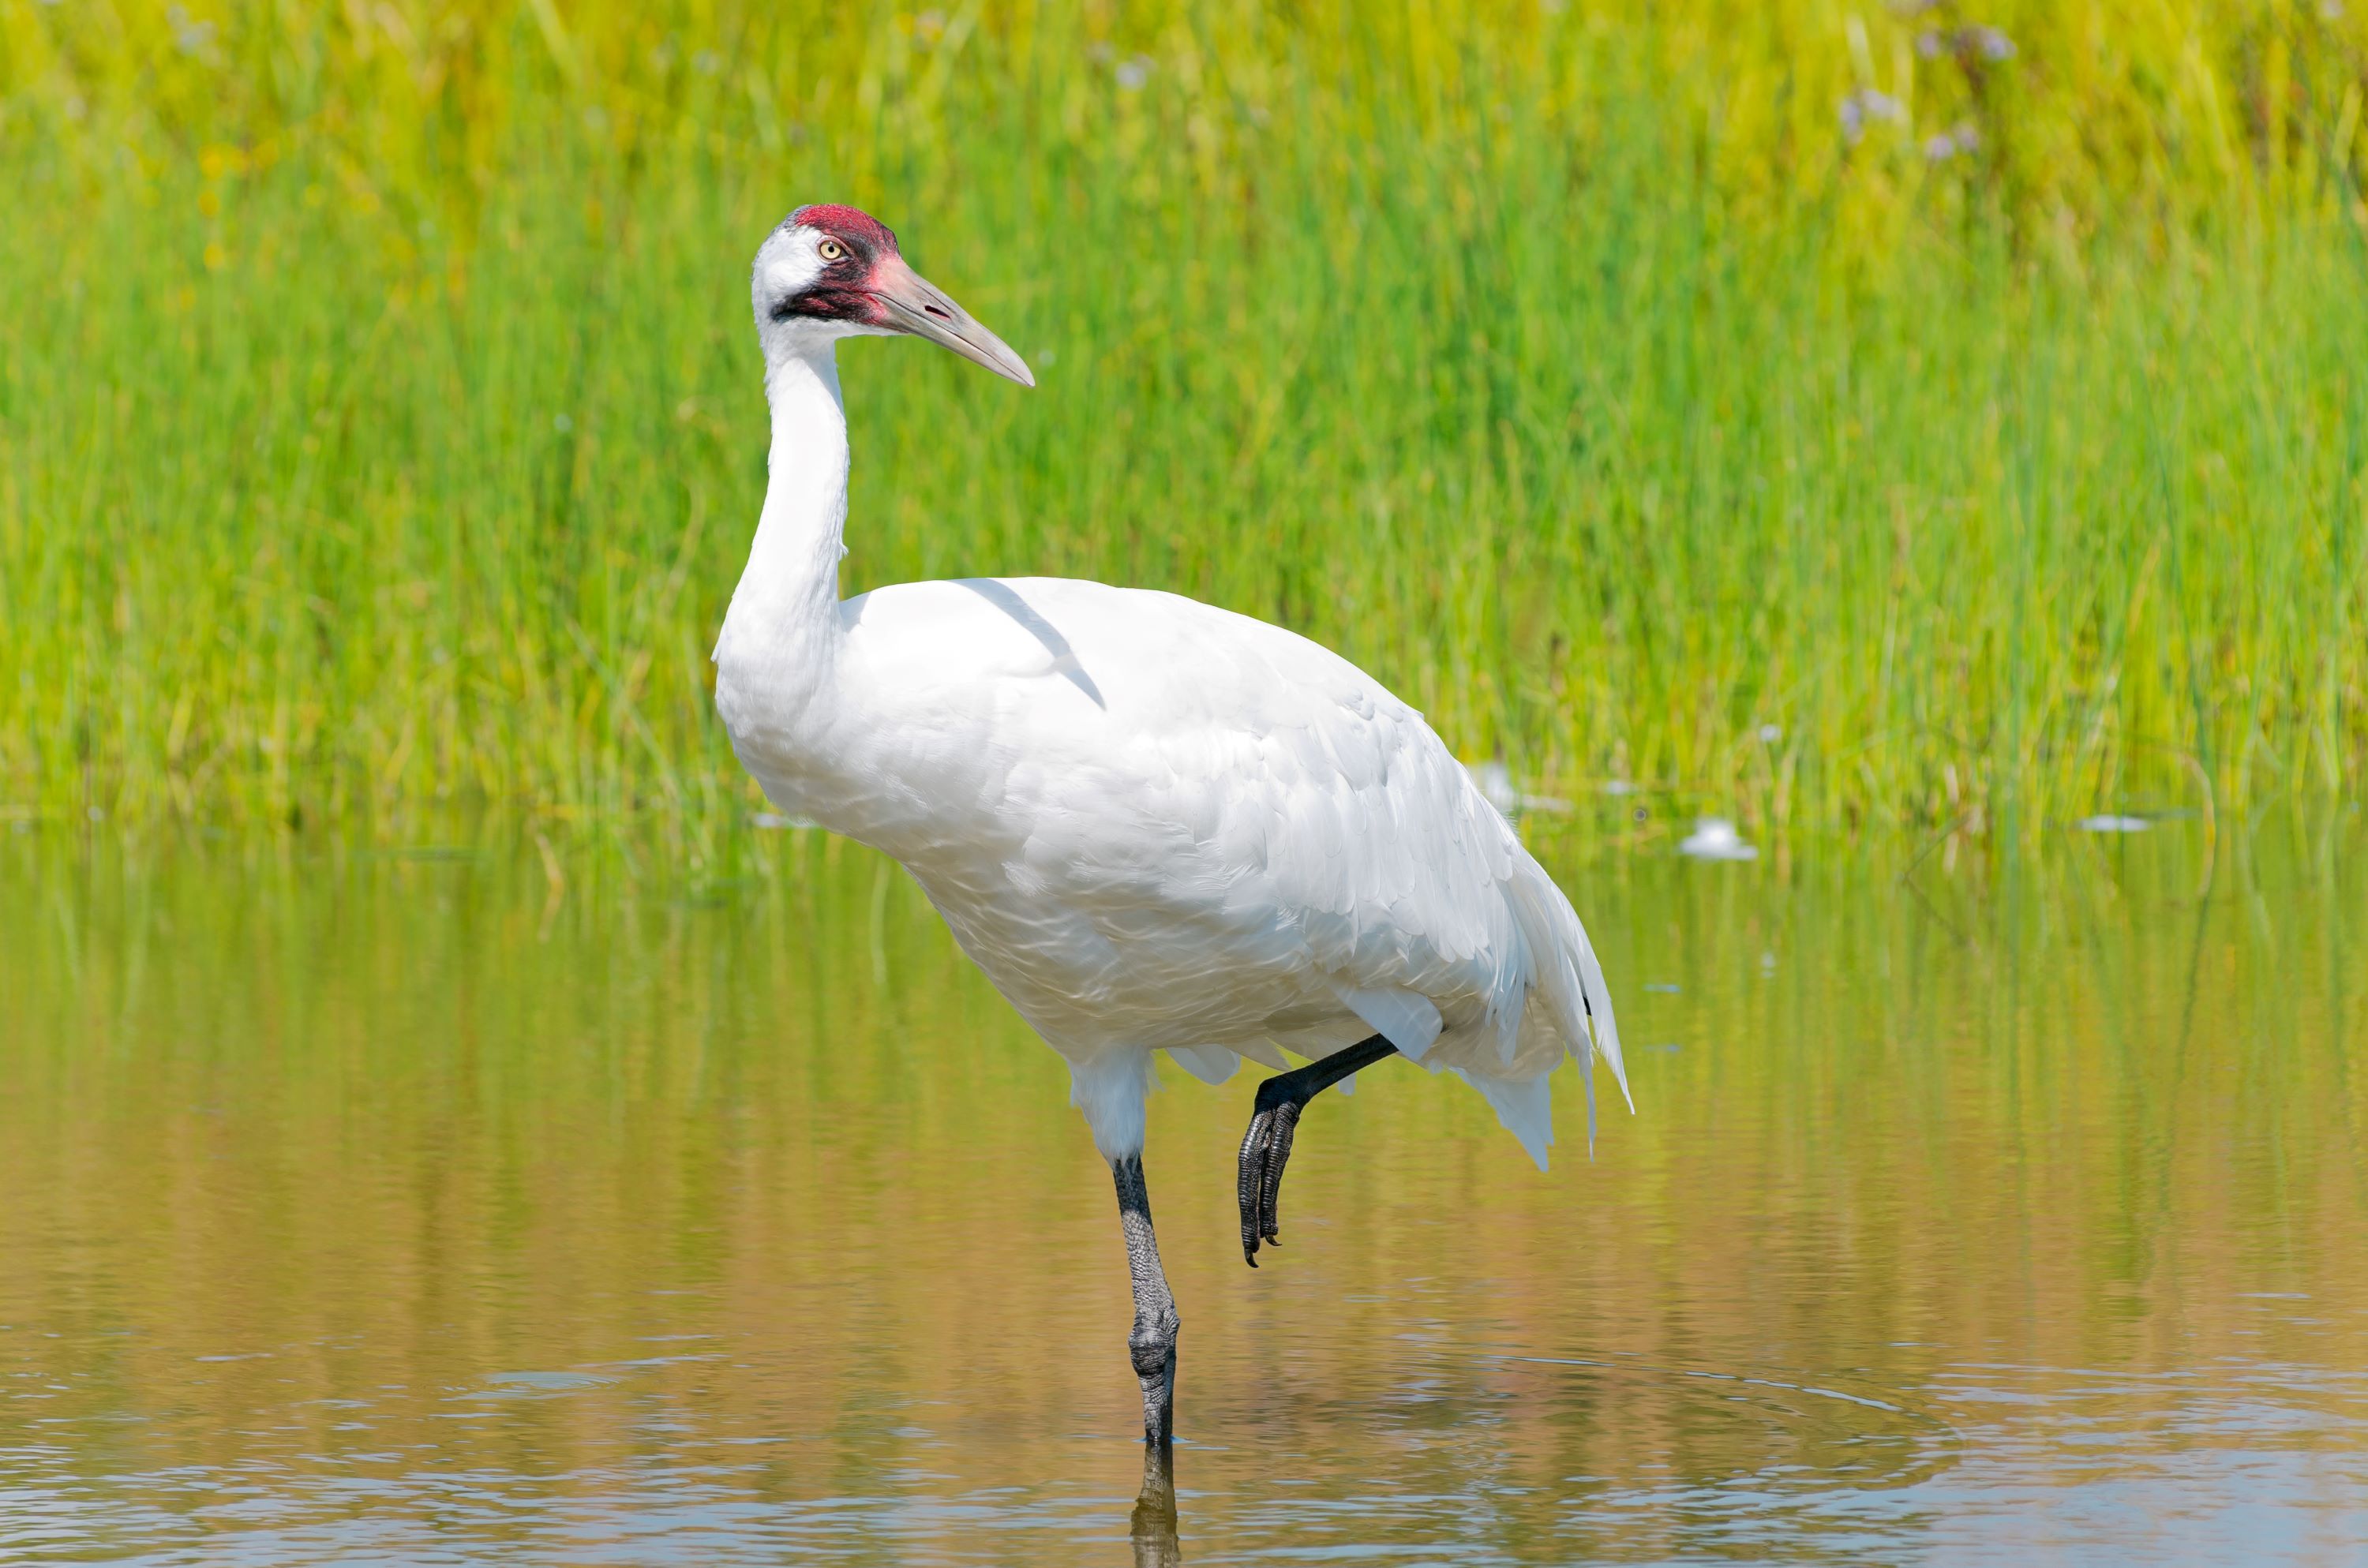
[752,204,1035,387]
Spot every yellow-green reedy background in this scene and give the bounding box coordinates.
[6,1,2368,859]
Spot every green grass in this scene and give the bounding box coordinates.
[6,2,2368,859]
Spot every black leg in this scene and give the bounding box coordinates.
[1113,1155,1180,1450]
[1235,1032,1400,1266]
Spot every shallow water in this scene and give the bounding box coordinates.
[4,816,2366,1565]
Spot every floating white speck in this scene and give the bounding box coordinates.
[1469,760,1519,814]
[1679,818,1758,861]
[1464,760,1572,817]
[2077,814,2151,833]
[1601,779,1641,796]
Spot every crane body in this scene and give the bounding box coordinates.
[714,204,1628,1469]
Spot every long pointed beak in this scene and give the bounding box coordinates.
[870,255,1035,387]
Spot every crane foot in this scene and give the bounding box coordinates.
[1235,1033,1401,1267]
[1235,1095,1302,1263]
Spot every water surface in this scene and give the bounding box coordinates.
[4,818,2365,1563]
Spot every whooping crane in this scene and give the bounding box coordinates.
[714,204,1628,1461]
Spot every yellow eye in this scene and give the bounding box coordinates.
[818,238,845,261]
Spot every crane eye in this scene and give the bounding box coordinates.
[818,238,846,261]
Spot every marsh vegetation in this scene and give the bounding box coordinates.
[7,2,2368,848]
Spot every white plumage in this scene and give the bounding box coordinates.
[714,209,1628,1175]
[716,203,1632,1465]
[729,571,1629,1166]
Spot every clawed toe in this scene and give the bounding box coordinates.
[1235,1097,1302,1265]
[1235,1035,1400,1270]
[1235,1107,1271,1264]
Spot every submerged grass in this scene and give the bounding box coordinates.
[6,2,2368,859]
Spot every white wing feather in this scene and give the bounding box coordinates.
[749,575,1628,1165]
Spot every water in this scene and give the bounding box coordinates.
[4,817,2366,1564]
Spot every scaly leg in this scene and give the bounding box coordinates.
[1235,1032,1401,1266]
[1112,1154,1179,1449]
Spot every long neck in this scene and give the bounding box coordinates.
[726,345,851,649]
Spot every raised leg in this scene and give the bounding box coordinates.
[1235,1031,1400,1266]
[1112,1154,1180,1450]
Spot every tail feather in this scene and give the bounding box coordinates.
[1508,857,1632,1142]
[1454,1066,1554,1170]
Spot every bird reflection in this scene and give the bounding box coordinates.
[1129,1444,1182,1566]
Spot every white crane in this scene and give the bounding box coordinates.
[714,204,1628,1463]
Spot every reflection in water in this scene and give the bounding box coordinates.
[2,813,2366,1563]
[1130,1446,1180,1567]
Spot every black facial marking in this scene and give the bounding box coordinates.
[768,208,897,326]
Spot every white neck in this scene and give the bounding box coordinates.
[721,343,850,671]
